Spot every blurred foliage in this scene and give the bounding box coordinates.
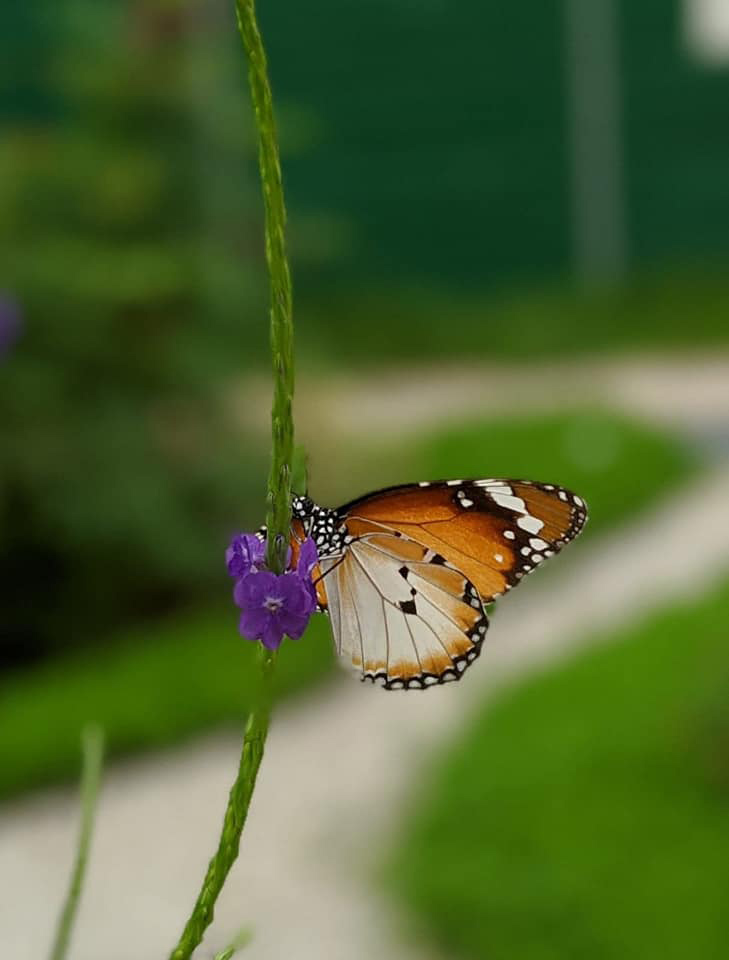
[389,578,729,960]
[0,410,696,799]
[1,0,725,690]
[0,0,274,668]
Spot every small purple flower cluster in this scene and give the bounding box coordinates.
[226,533,319,650]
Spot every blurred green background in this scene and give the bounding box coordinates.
[1,1,728,957]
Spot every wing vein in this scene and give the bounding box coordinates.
[351,538,482,643]
[382,595,390,678]
[342,561,366,673]
[348,546,407,612]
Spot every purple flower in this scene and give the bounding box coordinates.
[0,295,22,358]
[226,533,266,579]
[227,530,320,649]
[297,537,320,609]
[234,570,316,650]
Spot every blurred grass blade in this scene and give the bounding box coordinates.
[214,927,253,960]
[48,725,104,960]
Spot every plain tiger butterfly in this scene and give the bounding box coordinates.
[286,479,587,690]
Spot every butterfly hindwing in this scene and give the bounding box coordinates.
[319,522,487,689]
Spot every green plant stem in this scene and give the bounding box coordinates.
[236,0,295,575]
[167,6,294,953]
[168,652,274,960]
[48,725,104,960]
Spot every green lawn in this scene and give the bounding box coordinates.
[0,410,697,800]
[297,265,729,366]
[0,609,334,800]
[389,579,729,960]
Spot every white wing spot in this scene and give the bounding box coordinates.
[521,546,532,556]
[558,490,568,501]
[530,537,549,551]
[487,485,514,499]
[494,553,504,563]
[446,479,463,486]
[459,498,474,508]
[503,530,516,540]
[573,495,584,507]
[517,514,544,535]
[492,493,526,512]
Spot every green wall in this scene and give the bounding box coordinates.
[261,0,729,289]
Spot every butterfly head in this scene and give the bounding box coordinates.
[291,495,346,556]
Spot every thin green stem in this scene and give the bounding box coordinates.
[166,3,294,955]
[168,652,274,960]
[48,726,104,960]
[236,0,295,575]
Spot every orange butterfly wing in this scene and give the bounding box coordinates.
[340,480,587,603]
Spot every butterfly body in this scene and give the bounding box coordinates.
[290,479,587,690]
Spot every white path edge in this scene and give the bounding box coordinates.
[2,360,729,959]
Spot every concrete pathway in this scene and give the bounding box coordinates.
[2,357,729,959]
[233,353,729,443]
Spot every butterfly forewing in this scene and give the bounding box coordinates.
[339,479,587,602]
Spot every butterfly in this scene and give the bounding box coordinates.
[288,479,587,690]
